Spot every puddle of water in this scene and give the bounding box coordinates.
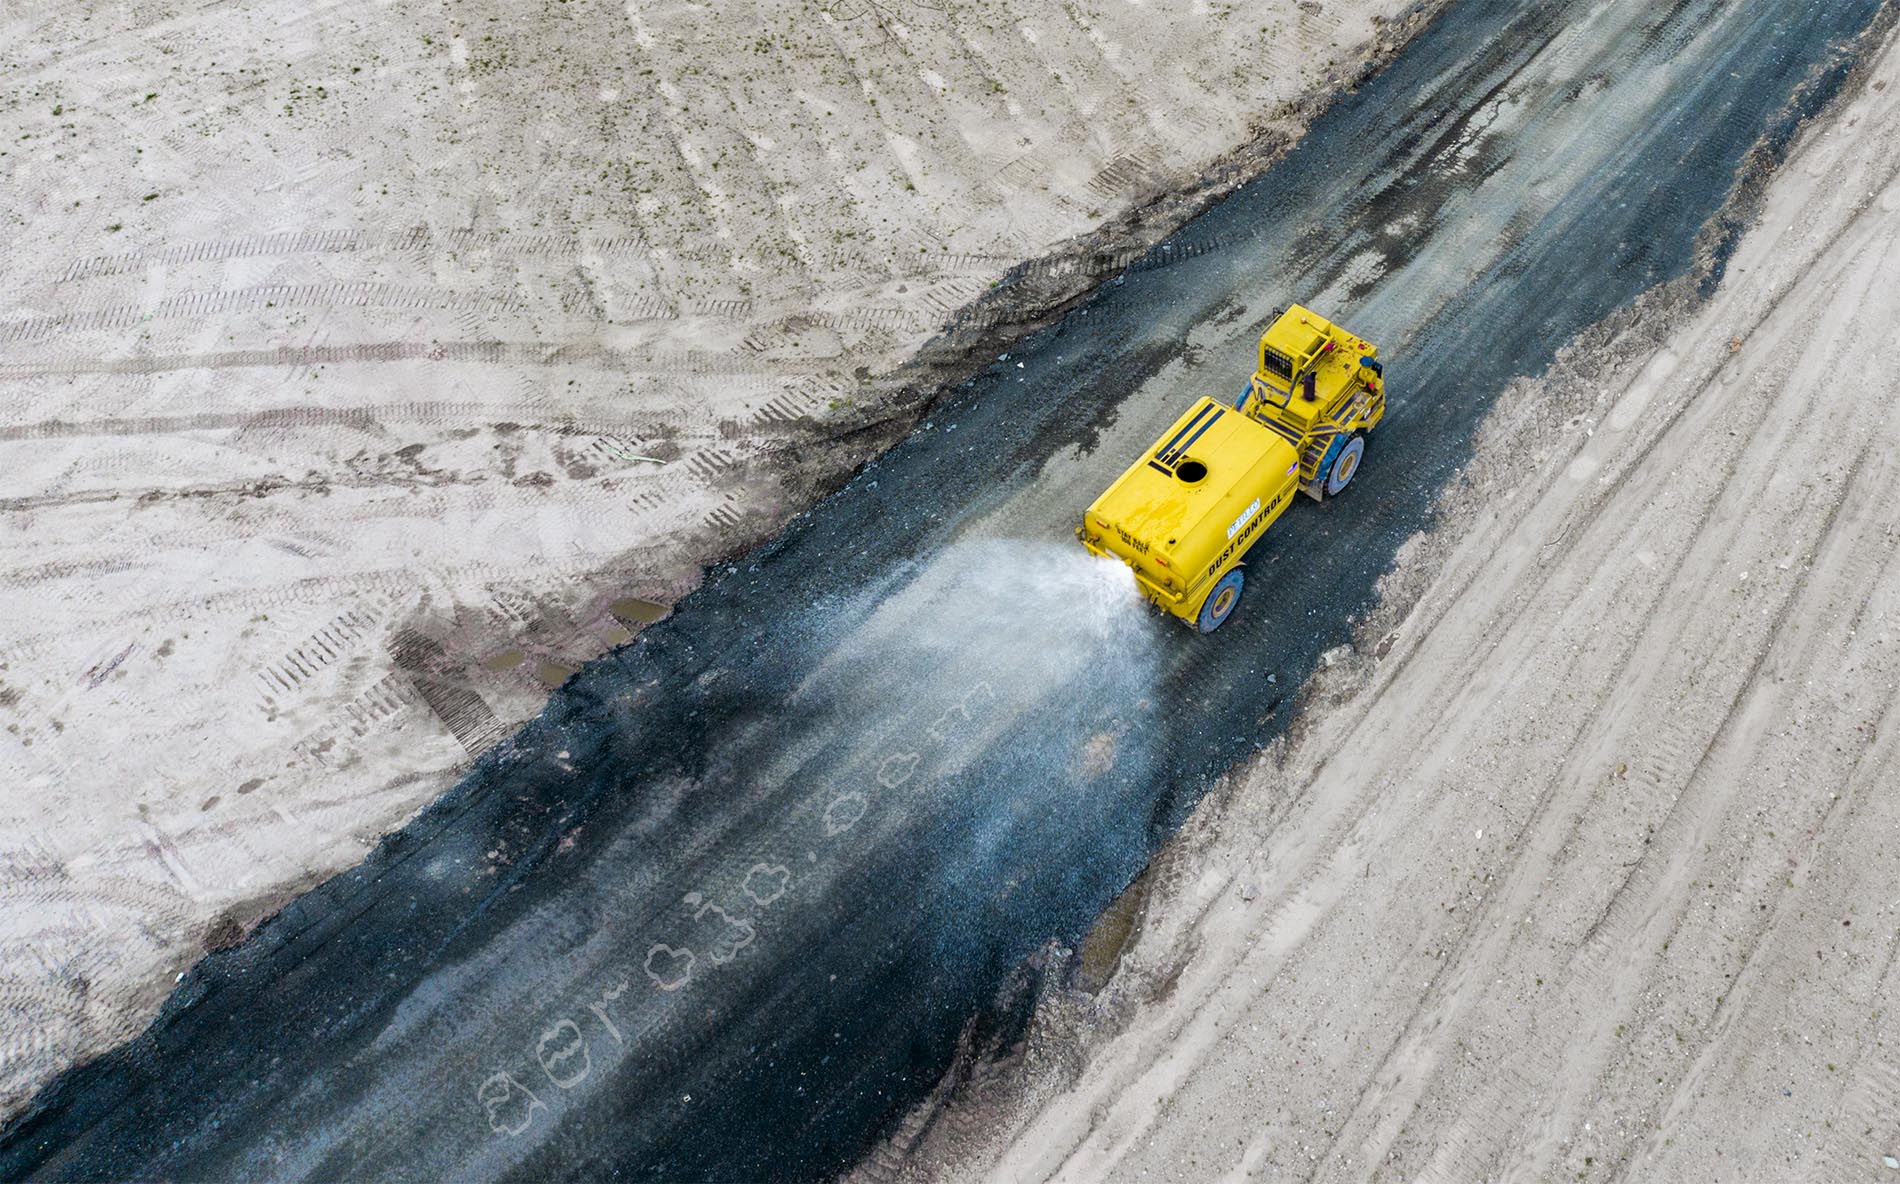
[1075,865,1152,993]
[535,659,579,688]
[610,597,670,625]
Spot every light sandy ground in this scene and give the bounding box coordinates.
[890,25,1900,1184]
[0,0,1437,1125]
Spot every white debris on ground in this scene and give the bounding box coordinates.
[895,23,1900,1184]
[0,0,1432,1123]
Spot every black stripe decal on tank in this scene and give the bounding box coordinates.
[1153,403,1219,462]
[1168,414,1222,462]
[1158,409,1222,465]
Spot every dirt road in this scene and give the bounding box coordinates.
[2,1,1891,1181]
[909,17,1900,1184]
[0,0,1424,1120]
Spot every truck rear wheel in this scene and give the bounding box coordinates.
[1323,432,1366,498]
[1197,569,1245,633]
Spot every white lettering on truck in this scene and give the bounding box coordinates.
[1227,498,1262,541]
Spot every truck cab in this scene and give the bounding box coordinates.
[1078,304,1386,632]
[1245,304,1386,501]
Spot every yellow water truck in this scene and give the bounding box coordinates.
[1077,304,1386,632]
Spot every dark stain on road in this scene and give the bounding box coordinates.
[2,1,1888,1180]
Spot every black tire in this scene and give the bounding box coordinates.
[1323,432,1366,498]
[1197,569,1245,633]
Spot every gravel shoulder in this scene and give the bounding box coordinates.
[894,20,1900,1184]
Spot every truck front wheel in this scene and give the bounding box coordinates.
[1197,569,1245,633]
[1323,432,1367,498]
